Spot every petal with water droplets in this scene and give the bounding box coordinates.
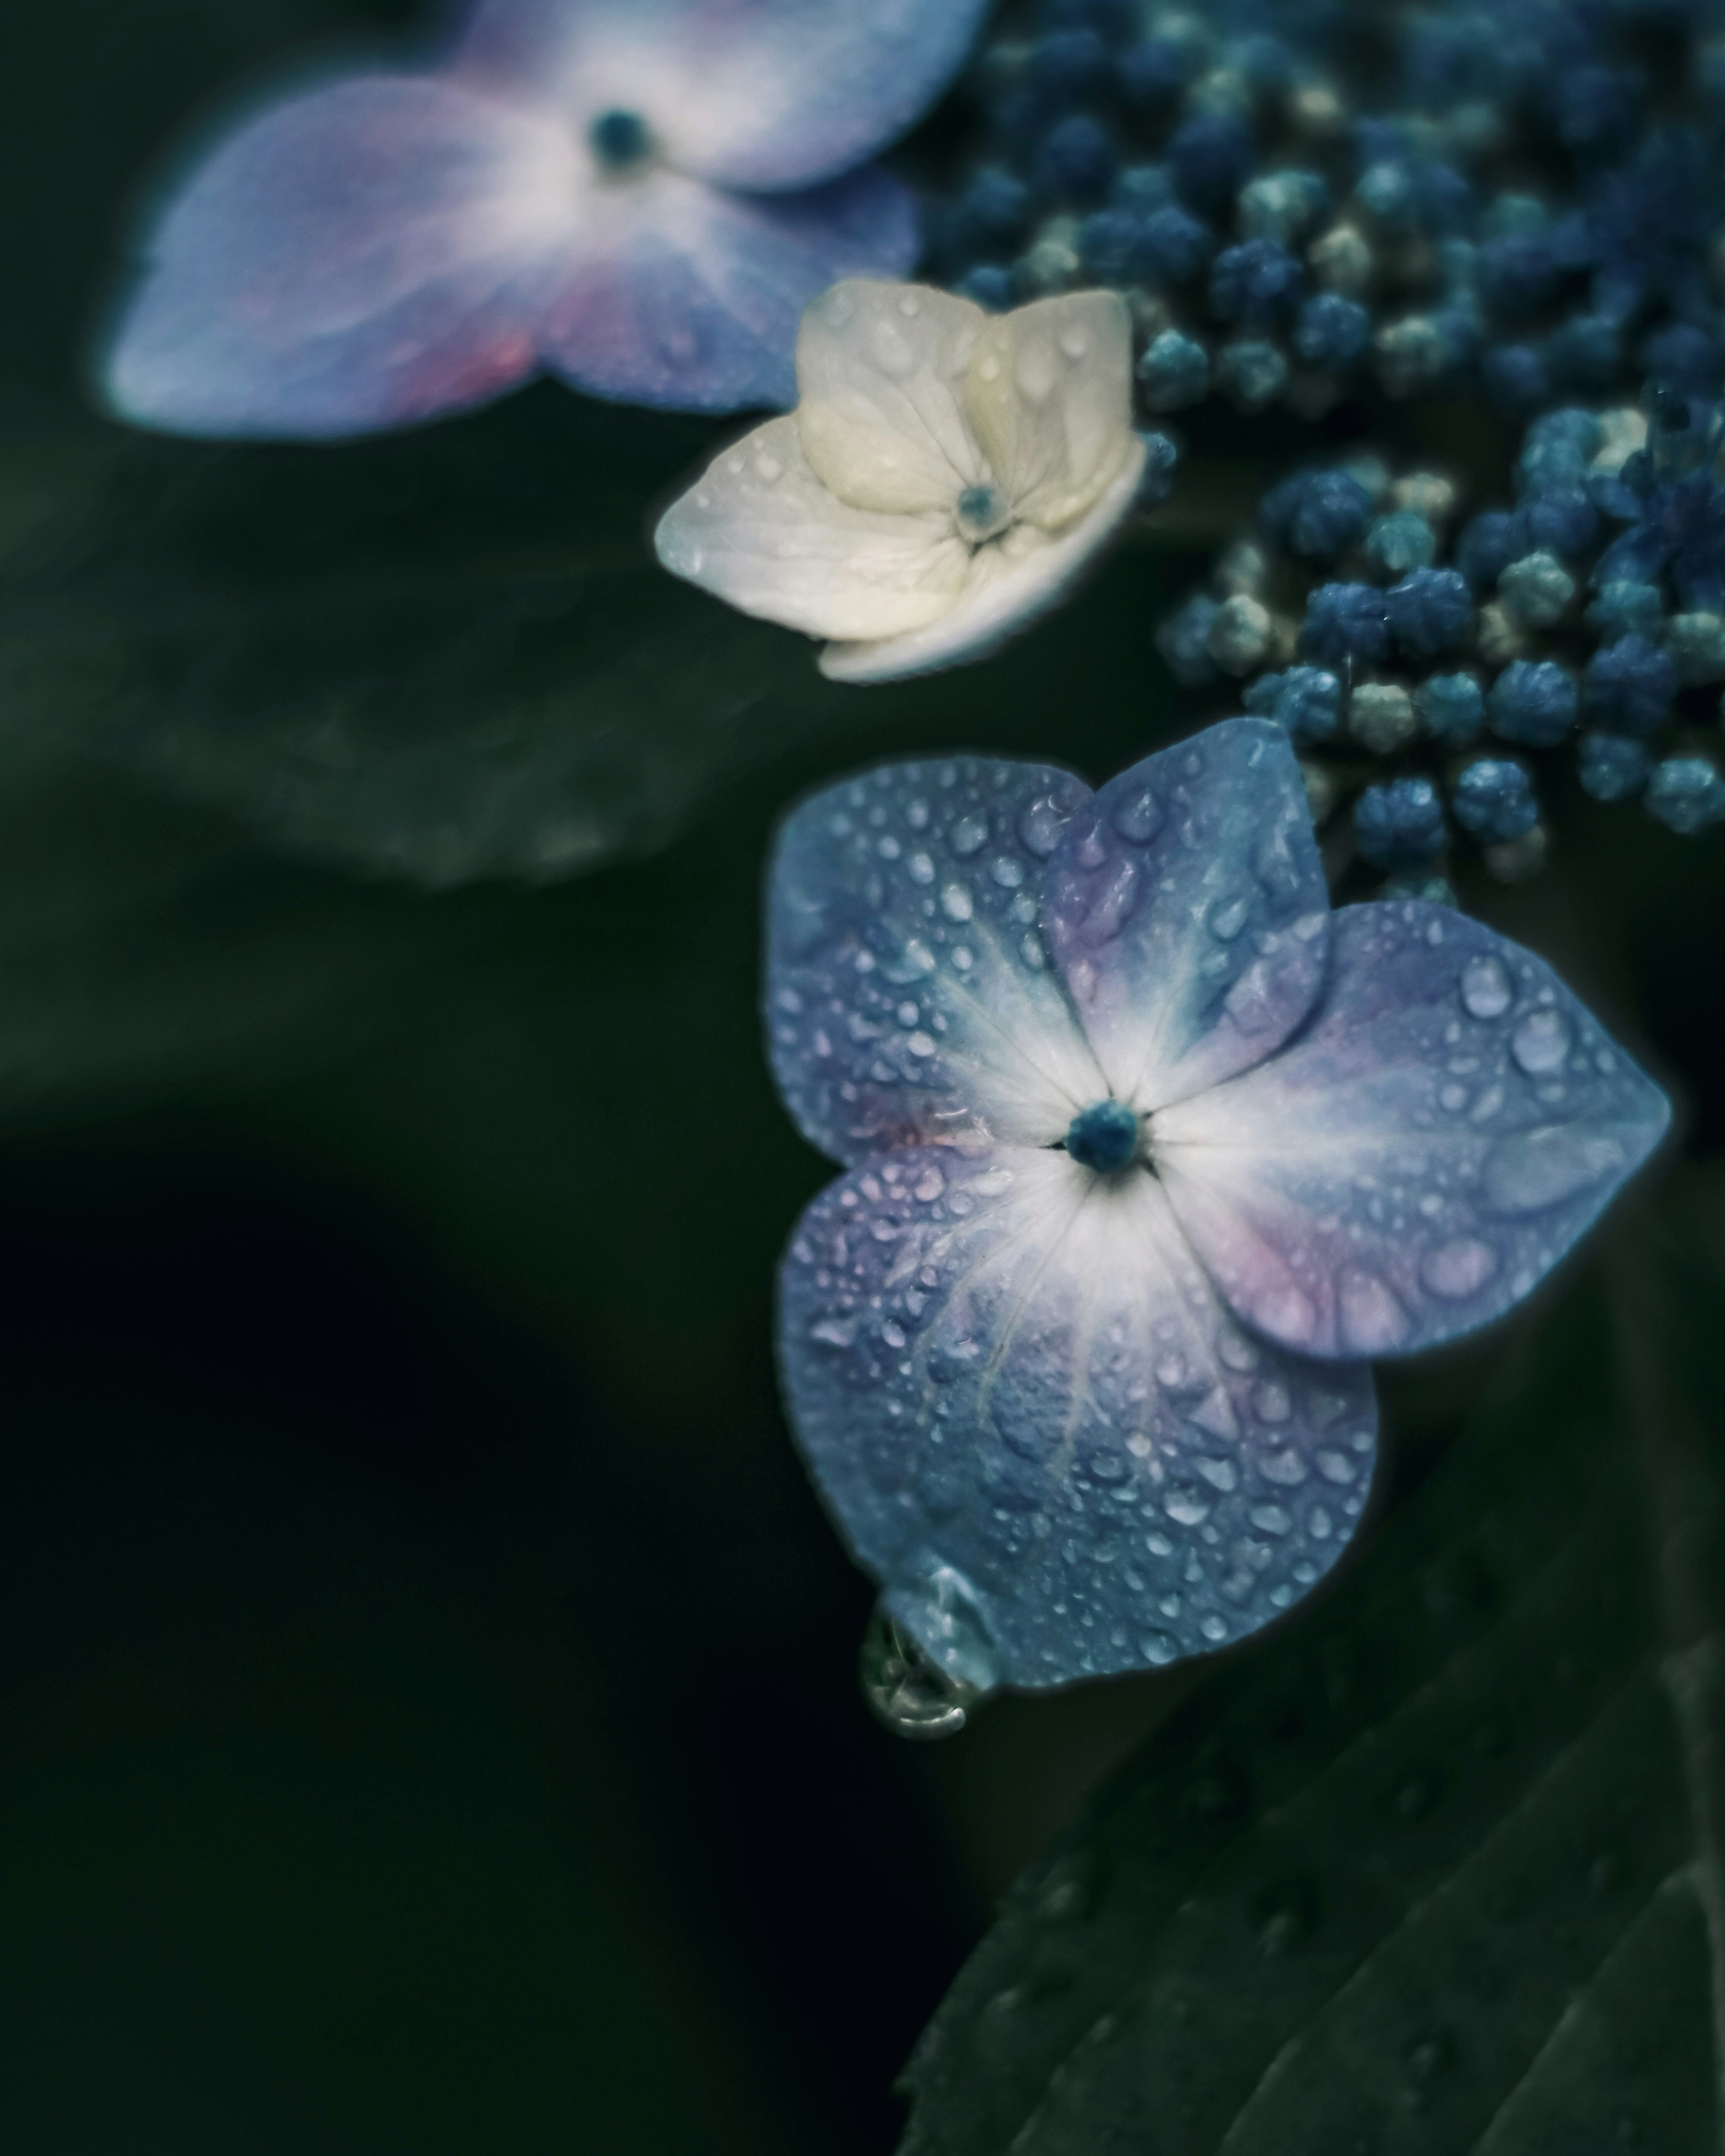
[1043,719,1331,1111]
[963,293,1137,533]
[1153,902,1671,1358]
[795,281,989,516]
[458,0,994,192]
[101,76,580,439]
[778,1147,1380,1689]
[542,163,919,414]
[655,415,968,640]
[765,760,1105,1161]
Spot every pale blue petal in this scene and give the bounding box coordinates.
[540,165,917,413]
[1044,719,1332,1113]
[766,760,1107,1164]
[778,1147,1379,1691]
[1154,902,1671,1359]
[458,0,993,192]
[101,76,578,439]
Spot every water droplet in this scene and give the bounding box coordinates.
[868,314,917,379]
[859,1607,979,1740]
[1141,1630,1177,1665]
[1165,1487,1211,1525]
[1337,1268,1411,1352]
[940,882,973,922]
[755,450,783,483]
[1250,1503,1292,1535]
[1512,1007,1571,1075]
[1015,339,1057,403]
[1110,786,1163,843]
[881,1562,1002,1696]
[1252,1382,1292,1423]
[1209,894,1250,941]
[1199,1612,1229,1642]
[1482,1126,1626,1213]
[810,1315,857,1348]
[951,813,987,856]
[991,855,1025,888]
[1018,795,1069,857]
[1460,954,1513,1020]
[1420,1237,1498,1298]
[1196,1457,1238,1492]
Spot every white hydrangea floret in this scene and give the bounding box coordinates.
[653,281,1146,684]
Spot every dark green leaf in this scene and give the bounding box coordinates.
[899,1187,1725,2156]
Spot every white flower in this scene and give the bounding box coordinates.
[654,282,1147,683]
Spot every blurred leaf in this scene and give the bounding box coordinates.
[0,383,851,886]
[898,1189,1725,2156]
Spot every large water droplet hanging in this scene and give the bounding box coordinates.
[859,1607,981,1740]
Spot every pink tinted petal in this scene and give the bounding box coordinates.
[778,1147,1379,1690]
[1154,902,1671,1360]
[767,760,1106,1164]
[102,76,579,439]
[1044,720,1331,1112]
[459,0,992,191]
[539,164,917,411]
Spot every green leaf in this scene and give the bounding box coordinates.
[0,384,849,887]
[898,1184,1725,2156]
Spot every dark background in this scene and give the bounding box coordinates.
[1,4,1722,2153]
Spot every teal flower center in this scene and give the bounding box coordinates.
[1065,1099,1141,1173]
[590,109,653,172]
[955,483,1011,544]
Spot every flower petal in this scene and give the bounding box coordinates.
[655,415,968,640]
[101,76,578,439]
[964,293,1137,533]
[1043,719,1332,1111]
[1153,902,1671,1359]
[778,1147,1379,1691]
[818,435,1148,684]
[458,0,993,192]
[541,163,920,413]
[795,282,989,516]
[766,761,1108,1162]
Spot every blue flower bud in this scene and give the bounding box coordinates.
[1354,776,1448,869]
[1509,486,1598,559]
[1302,583,1391,666]
[1365,510,1437,577]
[1452,757,1539,841]
[1578,733,1651,801]
[1384,567,1473,658]
[1033,114,1117,204]
[1415,672,1486,742]
[1292,293,1372,371]
[1456,509,1517,589]
[1136,204,1214,283]
[1260,468,1372,559]
[1209,238,1304,325]
[1136,329,1210,411]
[1583,634,1678,736]
[1169,114,1254,212]
[1645,755,1725,834]
[1488,659,1579,746]
[954,265,1015,311]
[1157,592,1220,684]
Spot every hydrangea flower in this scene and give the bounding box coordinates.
[655,282,1150,683]
[768,719,1668,1696]
[100,0,991,435]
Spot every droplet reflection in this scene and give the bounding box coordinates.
[859,1606,981,1740]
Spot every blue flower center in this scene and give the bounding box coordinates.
[1065,1099,1141,1174]
[955,483,1010,544]
[590,109,653,172]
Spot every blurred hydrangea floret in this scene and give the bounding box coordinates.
[656,281,1167,682]
[98,0,994,432]
[767,719,1668,1711]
